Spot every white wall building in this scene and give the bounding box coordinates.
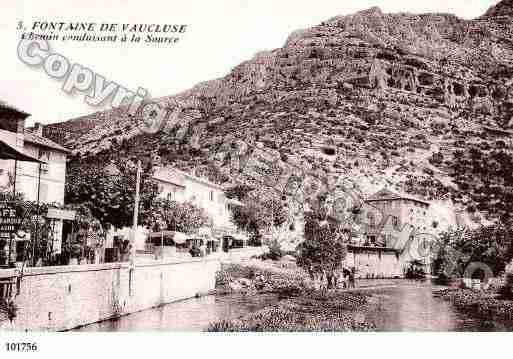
[0,100,72,258]
[152,166,246,250]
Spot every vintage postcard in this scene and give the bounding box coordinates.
[1,0,513,353]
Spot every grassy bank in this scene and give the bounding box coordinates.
[209,261,376,331]
[436,288,513,321]
[215,260,308,296]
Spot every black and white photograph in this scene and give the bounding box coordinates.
[1,0,513,350]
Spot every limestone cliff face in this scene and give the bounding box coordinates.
[483,0,513,18]
[46,1,513,219]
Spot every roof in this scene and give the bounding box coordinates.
[153,166,225,190]
[0,139,41,162]
[0,100,30,118]
[153,167,186,187]
[365,188,430,206]
[175,168,225,190]
[23,130,71,154]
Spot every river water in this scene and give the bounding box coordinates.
[73,292,281,332]
[73,280,513,332]
[365,281,513,331]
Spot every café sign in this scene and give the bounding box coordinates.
[0,202,24,239]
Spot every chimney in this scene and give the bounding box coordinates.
[34,122,44,137]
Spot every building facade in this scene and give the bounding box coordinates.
[363,188,431,249]
[0,101,72,260]
[344,188,435,278]
[154,166,241,228]
[148,166,246,252]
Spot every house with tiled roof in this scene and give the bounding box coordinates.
[0,100,72,262]
[150,166,247,254]
[361,188,431,248]
[365,188,430,206]
[13,123,71,204]
[344,187,434,279]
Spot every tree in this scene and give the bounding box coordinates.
[433,224,513,278]
[148,198,212,234]
[297,204,347,289]
[224,184,255,201]
[225,185,288,244]
[65,161,160,228]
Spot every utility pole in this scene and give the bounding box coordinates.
[270,196,274,243]
[33,159,42,266]
[130,160,142,264]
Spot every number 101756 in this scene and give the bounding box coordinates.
[5,342,38,351]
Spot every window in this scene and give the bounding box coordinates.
[40,163,49,174]
[38,150,50,174]
[166,192,173,201]
[392,216,399,229]
[38,149,50,161]
[38,183,48,203]
[365,235,376,246]
[367,212,375,226]
[209,191,214,202]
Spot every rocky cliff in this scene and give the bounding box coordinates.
[46,1,513,221]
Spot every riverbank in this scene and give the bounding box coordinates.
[69,267,513,331]
[436,288,513,322]
[208,260,377,331]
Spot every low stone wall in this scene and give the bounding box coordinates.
[0,258,220,331]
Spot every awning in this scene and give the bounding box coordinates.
[149,230,188,244]
[46,207,76,220]
[234,233,248,242]
[0,139,42,162]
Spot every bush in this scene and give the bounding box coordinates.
[206,291,374,332]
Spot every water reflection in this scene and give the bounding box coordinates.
[73,293,280,332]
[73,280,513,332]
[368,280,513,331]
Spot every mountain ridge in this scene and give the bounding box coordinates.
[44,1,513,222]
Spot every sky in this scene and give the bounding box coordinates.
[0,0,500,127]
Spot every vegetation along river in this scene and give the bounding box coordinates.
[72,280,513,331]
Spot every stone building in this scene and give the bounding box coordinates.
[345,188,433,278]
[0,100,73,260]
[363,188,431,248]
[149,166,247,251]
